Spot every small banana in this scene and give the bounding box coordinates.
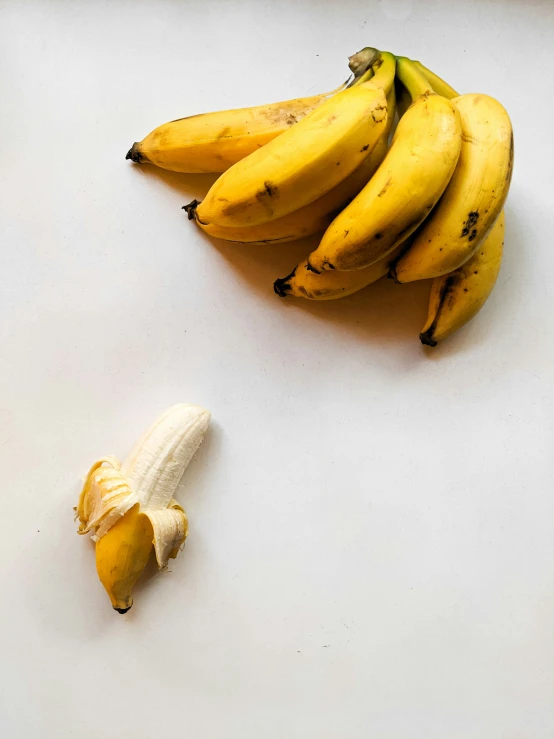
[76,403,210,613]
[274,242,406,300]
[185,82,396,245]
[193,83,387,228]
[420,211,505,346]
[126,48,379,174]
[305,58,462,273]
[392,93,512,282]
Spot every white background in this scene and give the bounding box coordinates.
[1,1,553,737]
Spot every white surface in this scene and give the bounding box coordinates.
[1,1,553,737]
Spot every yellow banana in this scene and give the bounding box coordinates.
[306,58,462,273]
[95,503,155,613]
[186,82,396,245]
[274,242,405,300]
[392,93,513,282]
[126,48,378,174]
[192,83,387,228]
[420,210,505,345]
[76,404,210,613]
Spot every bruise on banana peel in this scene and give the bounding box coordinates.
[76,404,210,613]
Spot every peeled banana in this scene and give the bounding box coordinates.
[76,403,210,613]
[305,58,462,273]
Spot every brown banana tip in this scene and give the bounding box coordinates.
[182,199,201,221]
[273,277,291,297]
[419,332,437,348]
[113,605,132,614]
[126,144,142,163]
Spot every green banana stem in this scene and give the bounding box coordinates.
[412,61,459,99]
[368,51,396,95]
[395,56,433,101]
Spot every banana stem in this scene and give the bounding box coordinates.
[348,47,380,79]
[367,51,396,95]
[349,66,374,88]
[412,61,459,99]
[395,56,433,101]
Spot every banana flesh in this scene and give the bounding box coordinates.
[194,82,387,228]
[306,90,462,272]
[76,403,210,613]
[420,210,505,345]
[392,93,513,282]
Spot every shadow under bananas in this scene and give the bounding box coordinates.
[130,164,431,347]
[202,229,433,346]
[129,161,219,201]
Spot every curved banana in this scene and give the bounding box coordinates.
[192,82,387,228]
[126,89,336,174]
[274,242,405,300]
[77,404,209,613]
[305,58,462,273]
[186,83,396,245]
[126,48,378,174]
[392,93,513,282]
[420,211,504,346]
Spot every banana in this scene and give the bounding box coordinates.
[192,83,388,228]
[95,503,156,613]
[274,242,406,300]
[392,92,513,282]
[76,403,210,613]
[126,48,379,174]
[412,61,459,100]
[305,58,462,273]
[185,82,396,245]
[420,210,505,345]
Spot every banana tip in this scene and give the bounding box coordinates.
[113,605,132,614]
[419,332,437,348]
[273,278,290,298]
[182,199,201,221]
[126,144,142,163]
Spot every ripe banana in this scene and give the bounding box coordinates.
[274,242,406,300]
[420,210,505,346]
[305,58,462,273]
[126,48,379,174]
[192,82,387,228]
[186,82,397,245]
[76,403,210,613]
[392,93,513,282]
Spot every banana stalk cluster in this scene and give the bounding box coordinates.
[128,49,513,345]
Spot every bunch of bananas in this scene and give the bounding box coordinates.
[128,49,513,346]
